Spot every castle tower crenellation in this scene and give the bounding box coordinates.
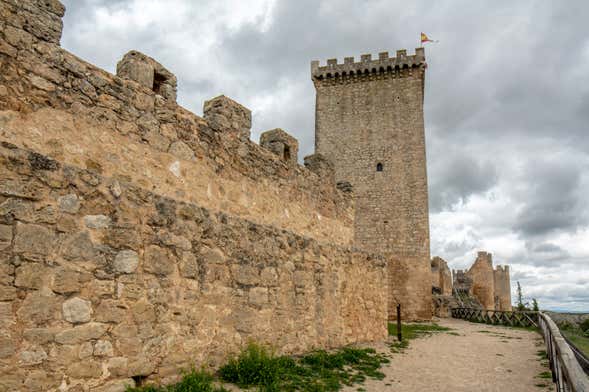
[311,48,425,81]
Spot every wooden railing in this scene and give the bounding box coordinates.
[451,307,539,328]
[452,307,589,391]
[539,312,589,392]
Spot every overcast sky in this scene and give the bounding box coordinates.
[60,0,589,312]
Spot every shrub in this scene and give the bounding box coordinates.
[218,342,291,388]
[580,318,589,333]
[218,342,388,392]
[125,369,229,392]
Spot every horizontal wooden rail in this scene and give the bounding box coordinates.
[452,307,589,391]
[539,312,589,392]
[451,307,539,328]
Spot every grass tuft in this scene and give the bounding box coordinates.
[125,369,229,392]
[387,322,452,353]
[218,342,389,391]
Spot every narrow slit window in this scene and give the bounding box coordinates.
[376,162,383,172]
[283,145,291,161]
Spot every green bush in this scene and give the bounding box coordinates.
[580,318,589,333]
[125,369,229,392]
[218,343,388,392]
[219,342,291,388]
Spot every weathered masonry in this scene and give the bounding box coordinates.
[452,251,512,311]
[311,49,432,320]
[0,1,388,390]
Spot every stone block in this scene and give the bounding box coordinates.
[23,328,55,344]
[94,339,114,357]
[17,290,59,325]
[260,128,299,166]
[0,178,44,200]
[0,224,12,250]
[203,95,251,140]
[67,360,103,378]
[84,214,111,229]
[18,345,47,365]
[179,251,198,278]
[91,379,136,392]
[304,154,335,184]
[62,297,93,324]
[233,264,259,286]
[249,287,268,307]
[58,193,80,213]
[55,322,108,344]
[168,141,195,161]
[79,341,93,358]
[113,250,139,274]
[0,335,15,358]
[143,245,175,276]
[13,222,55,257]
[15,263,47,289]
[116,50,177,102]
[95,300,128,323]
[52,267,81,294]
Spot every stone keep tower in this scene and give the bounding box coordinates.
[311,49,431,320]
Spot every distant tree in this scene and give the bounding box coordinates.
[516,281,528,311]
[532,298,539,312]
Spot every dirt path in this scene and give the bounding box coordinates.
[343,318,554,392]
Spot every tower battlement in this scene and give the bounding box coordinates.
[311,48,425,81]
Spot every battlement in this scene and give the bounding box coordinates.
[311,48,425,81]
[495,265,510,273]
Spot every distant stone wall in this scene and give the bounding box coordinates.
[0,0,354,247]
[0,143,388,391]
[493,266,512,311]
[455,251,512,311]
[431,256,452,296]
[466,252,495,310]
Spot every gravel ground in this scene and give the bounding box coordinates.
[342,318,555,392]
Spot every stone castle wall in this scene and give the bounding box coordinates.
[0,2,388,390]
[431,256,452,296]
[494,265,512,311]
[0,0,354,247]
[454,251,512,311]
[466,252,496,310]
[0,143,387,392]
[311,51,431,320]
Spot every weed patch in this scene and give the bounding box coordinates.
[218,342,389,391]
[387,323,452,352]
[125,369,229,392]
[537,371,552,379]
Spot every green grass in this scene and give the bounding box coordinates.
[387,322,452,352]
[126,343,389,392]
[536,350,547,360]
[562,330,589,357]
[218,342,389,391]
[125,369,229,392]
[537,371,552,379]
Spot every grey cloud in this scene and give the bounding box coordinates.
[429,153,497,212]
[514,160,585,236]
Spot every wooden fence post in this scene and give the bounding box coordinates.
[397,303,402,342]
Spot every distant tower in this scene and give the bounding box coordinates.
[311,49,431,320]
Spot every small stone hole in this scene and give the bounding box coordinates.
[376,163,383,172]
[283,145,291,162]
[153,71,167,95]
[132,375,148,387]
